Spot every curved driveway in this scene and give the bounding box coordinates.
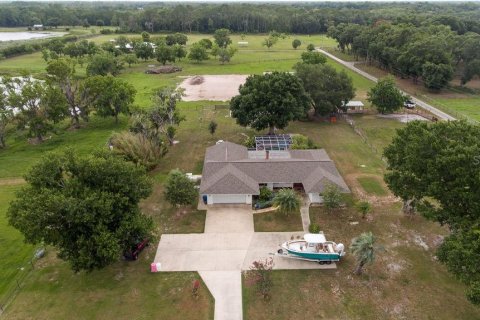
[317,48,457,121]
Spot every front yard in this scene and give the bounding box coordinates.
[243,204,480,320]
[253,210,303,232]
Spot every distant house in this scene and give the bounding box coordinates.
[33,24,44,30]
[238,41,249,47]
[114,43,134,51]
[341,100,364,114]
[199,141,349,205]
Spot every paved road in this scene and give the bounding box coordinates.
[317,49,457,121]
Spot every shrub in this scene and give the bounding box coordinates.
[290,134,318,149]
[259,186,273,202]
[164,169,197,206]
[110,132,167,170]
[243,136,255,148]
[356,201,372,219]
[208,120,217,135]
[309,223,320,233]
[255,200,272,210]
[199,38,213,49]
[245,258,274,300]
[273,189,301,215]
[292,39,301,49]
[100,28,114,34]
[306,43,315,51]
[322,183,342,210]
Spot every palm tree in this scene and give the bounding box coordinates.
[350,232,379,275]
[273,189,301,215]
[356,201,372,219]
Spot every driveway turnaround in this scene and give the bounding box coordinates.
[153,206,336,320]
[317,48,456,121]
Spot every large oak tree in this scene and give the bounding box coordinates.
[384,120,480,304]
[230,72,310,134]
[295,63,355,116]
[8,150,154,272]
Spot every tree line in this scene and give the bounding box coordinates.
[327,22,480,90]
[1,2,480,34]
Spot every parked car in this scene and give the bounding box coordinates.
[123,238,149,261]
[404,99,416,109]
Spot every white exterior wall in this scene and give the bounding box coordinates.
[308,193,323,204]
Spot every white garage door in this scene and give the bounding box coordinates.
[211,194,246,204]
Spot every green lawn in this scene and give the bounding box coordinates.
[352,115,405,153]
[357,176,388,196]
[0,186,34,298]
[425,96,480,122]
[4,252,213,320]
[0,116,128,179]
[253,211,303,232]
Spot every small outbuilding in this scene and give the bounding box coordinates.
[342,101,365,114]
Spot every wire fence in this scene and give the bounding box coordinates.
[338,113,387,164]
[419,94,479,125]
[0,249,43,315]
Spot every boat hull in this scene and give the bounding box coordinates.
[284,247,340,261]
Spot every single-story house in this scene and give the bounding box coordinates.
[199,141,349,205]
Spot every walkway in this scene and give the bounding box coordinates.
[300,196,311,232]
[153,205,334,320]
[316,48,457,121]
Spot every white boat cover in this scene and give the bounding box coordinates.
[304,233,327,244]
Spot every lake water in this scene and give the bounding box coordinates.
[0,32,64,42]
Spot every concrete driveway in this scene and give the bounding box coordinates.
[204,205,253,233]
[153,205,336,320]
[154,231,336,271]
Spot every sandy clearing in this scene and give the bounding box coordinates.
[178,75,248,101]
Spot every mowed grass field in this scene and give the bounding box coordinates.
[0,32,479,319]
[0,186,34,298]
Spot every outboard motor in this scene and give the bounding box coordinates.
[335,243,345,256]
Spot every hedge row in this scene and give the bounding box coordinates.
[0,35,78,58]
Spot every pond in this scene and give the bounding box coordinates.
[0,32,65,42]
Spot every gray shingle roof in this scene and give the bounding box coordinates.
[200,142,350,195]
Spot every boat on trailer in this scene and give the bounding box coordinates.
[277,233,345,264]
